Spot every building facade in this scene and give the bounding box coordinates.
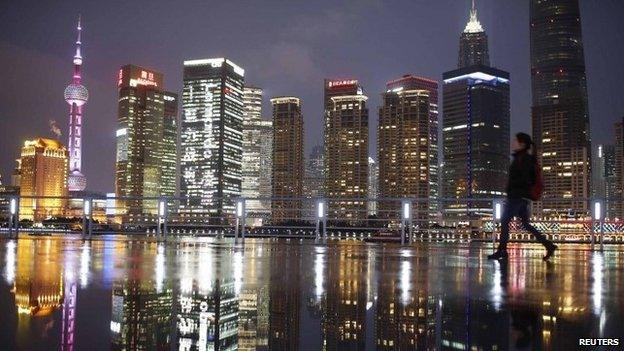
[18,138,69,221]
[271,97,304,223]
[379,87,430,224]
[442,65,510,222]
[180,58,245,222]
[303,145,324,218]
[367,157,378,216]
[530,0,591,216]
[386,75,440,220]
[242,86,273,224]
[64,16,88,192]
[324,79,369,222]
[603,144,618,218]
[115,65,178,220]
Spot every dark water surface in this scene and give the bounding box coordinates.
[0,237,622,350]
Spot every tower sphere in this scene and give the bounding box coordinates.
[64,83,89,106]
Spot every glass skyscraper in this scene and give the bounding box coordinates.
[180,58,245,221]
[242,86,273,225]
[115,65,178,220]
[530,0,591,216]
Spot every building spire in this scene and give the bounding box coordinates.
[73,14,82,66]
[464,0,484,33]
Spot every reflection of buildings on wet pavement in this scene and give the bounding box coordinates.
[110,281,173,350]
[2,239,623,350]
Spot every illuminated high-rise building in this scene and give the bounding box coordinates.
[18,138,69,221]
[242,86,273,224]
[367,157,378,216]
[64,15,88,192]
[303,145,324,216]
[115,65,178,220]
[530,0,591,216]
[180,58,245,222]
[386,75,440,219]
[324,79,369,222]
[379,78,431,224]
[602,144,618,218]
[442,65,510,221]
[270,97,304,223]
[458,0,489,68]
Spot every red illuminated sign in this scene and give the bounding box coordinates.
[327,79,358,88]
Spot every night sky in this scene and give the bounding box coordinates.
[1,0,623,193]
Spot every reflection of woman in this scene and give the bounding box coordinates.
[488,133,557,261]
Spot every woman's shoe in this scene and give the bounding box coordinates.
[543,243,558,261]
[487,250,508,260]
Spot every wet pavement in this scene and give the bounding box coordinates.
[0,236,622,350]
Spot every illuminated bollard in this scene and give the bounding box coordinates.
[592,200,604,251]
[492,199,504,249]
[316,199,326,240]
[157,198,168,241]
[235,198,246,241]
[401,200,412,245]
[82,198,92,240]
[9,197,19,239]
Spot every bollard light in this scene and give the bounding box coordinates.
[10,198,17,215]
[83,198,91,216]
[593,200,603,221]
[317,200,325,219]
[402,201,411,220]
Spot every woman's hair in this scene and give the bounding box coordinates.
[516,132,535,154]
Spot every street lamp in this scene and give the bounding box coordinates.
[83,198,92,239]
[316,199,326,240]
[592,200,604,251]
[401,199,412,245]
[235,198,246,240]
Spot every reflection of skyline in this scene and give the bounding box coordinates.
[1,239,623,350]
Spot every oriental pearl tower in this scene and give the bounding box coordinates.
[64,15,88,191]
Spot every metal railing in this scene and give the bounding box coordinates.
[0,195,622,247]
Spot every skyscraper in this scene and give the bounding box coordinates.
[442,3,510,222]
[458,0,489,68]
[442,65,510,220]
[115,65,178,220]
[64,15,88,192]
[378,86,430,224]
[386,75,440,220]
[303,145,324,217]
[324,79,369,222]
[242,86,273,224]
[18,138,69,221]
[180,58,245,221]
[367,157,378,216]
[530,0,591,216]
[603,144,618,218]
[270,97,304,223]
[591,144,606,199]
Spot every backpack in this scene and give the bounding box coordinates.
[530,162,544,201]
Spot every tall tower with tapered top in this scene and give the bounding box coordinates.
[64,15,89,191]
[458,0,489,68]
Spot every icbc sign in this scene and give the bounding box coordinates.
[327,79,358,88]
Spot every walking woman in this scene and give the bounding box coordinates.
[488,132,557,261]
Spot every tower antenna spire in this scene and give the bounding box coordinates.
[464,0,483,33]
[74,14,82,65]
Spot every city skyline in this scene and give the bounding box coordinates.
[1,1,623,193]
